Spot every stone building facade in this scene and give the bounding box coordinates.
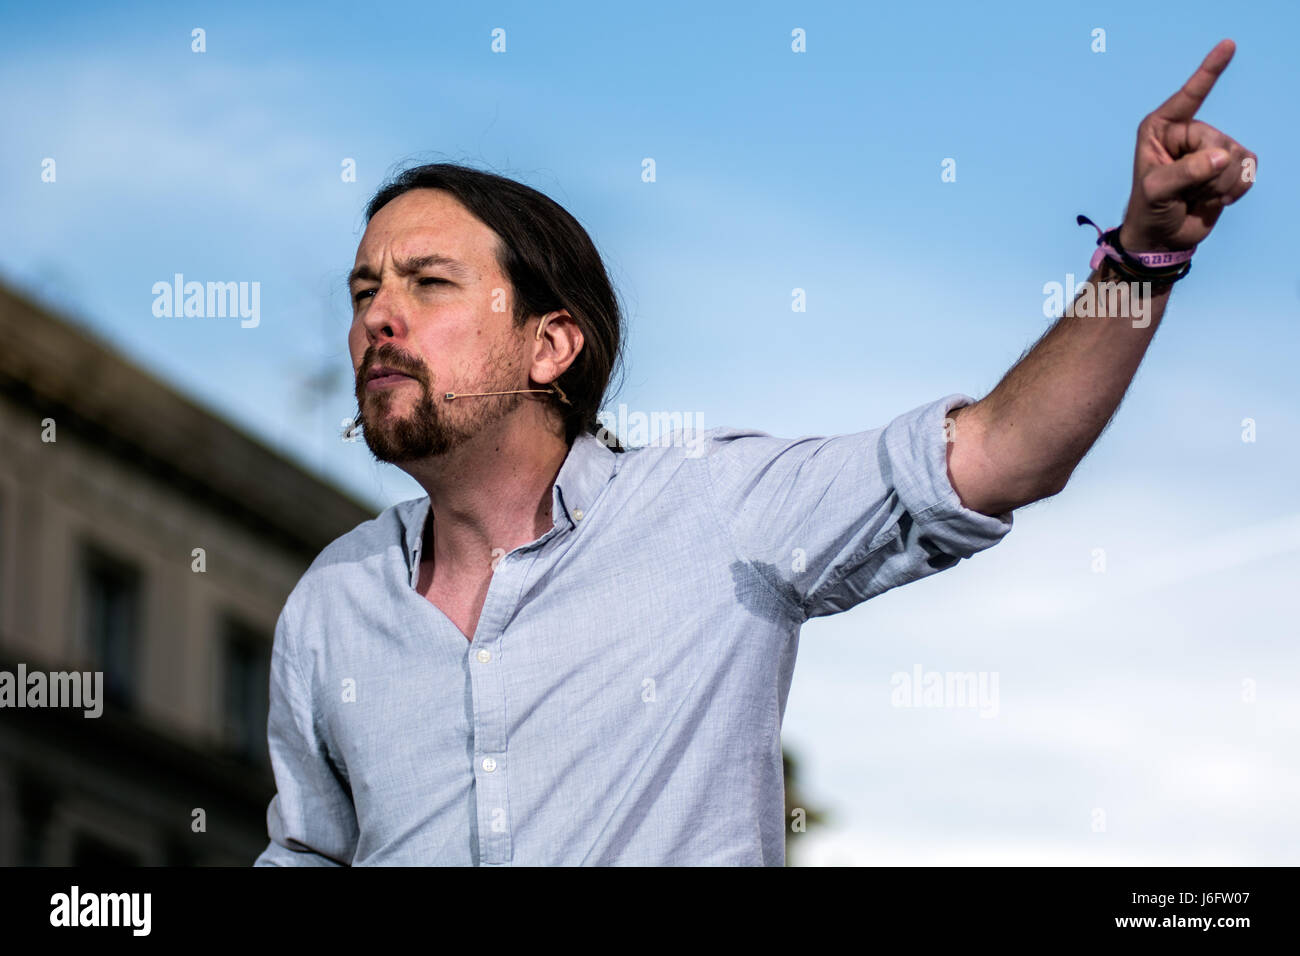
[0,282,372,865]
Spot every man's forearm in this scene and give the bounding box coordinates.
[947,264,1172,515]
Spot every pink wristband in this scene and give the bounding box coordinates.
[1079,215,1195,272]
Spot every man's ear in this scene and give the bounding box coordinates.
[531,310,583,385]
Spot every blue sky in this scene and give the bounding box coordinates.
[3,0,1297,863]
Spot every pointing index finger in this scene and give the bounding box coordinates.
[1155,38,1235,122]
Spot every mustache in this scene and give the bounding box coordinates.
[357,345,431,389]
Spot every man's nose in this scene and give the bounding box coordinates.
[361,283,409,342]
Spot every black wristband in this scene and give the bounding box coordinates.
[1103,226,1192,283]
[1076,214,1193,285]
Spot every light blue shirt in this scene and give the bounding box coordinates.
[254,392,1013,866]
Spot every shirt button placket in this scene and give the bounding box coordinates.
[470,555,516,866]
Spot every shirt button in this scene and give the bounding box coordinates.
[573,509,584,521]
[476,649,492,663]
[482,757,497,773]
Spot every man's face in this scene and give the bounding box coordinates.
[348,188,528,463]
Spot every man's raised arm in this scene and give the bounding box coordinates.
[946,38,1256,517]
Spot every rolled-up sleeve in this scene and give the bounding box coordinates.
[253,606,357,866]
[702,393,1013,620]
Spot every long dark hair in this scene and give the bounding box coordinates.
[364,163,625,450]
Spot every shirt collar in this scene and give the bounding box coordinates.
[401,431,620,579]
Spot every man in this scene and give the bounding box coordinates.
[255,40,1255,866]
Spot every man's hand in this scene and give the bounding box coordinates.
[1118,38,1257,253]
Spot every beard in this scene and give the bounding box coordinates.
[354,341,522,463]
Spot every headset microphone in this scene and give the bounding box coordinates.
[444,382,571,405]
[445,313,572,405]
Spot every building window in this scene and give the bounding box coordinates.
[80,544,141,711]
[221,618,269,765]
[71,831,141,867]
[0,492,5,626]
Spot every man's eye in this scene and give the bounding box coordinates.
[353,278,446,304]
